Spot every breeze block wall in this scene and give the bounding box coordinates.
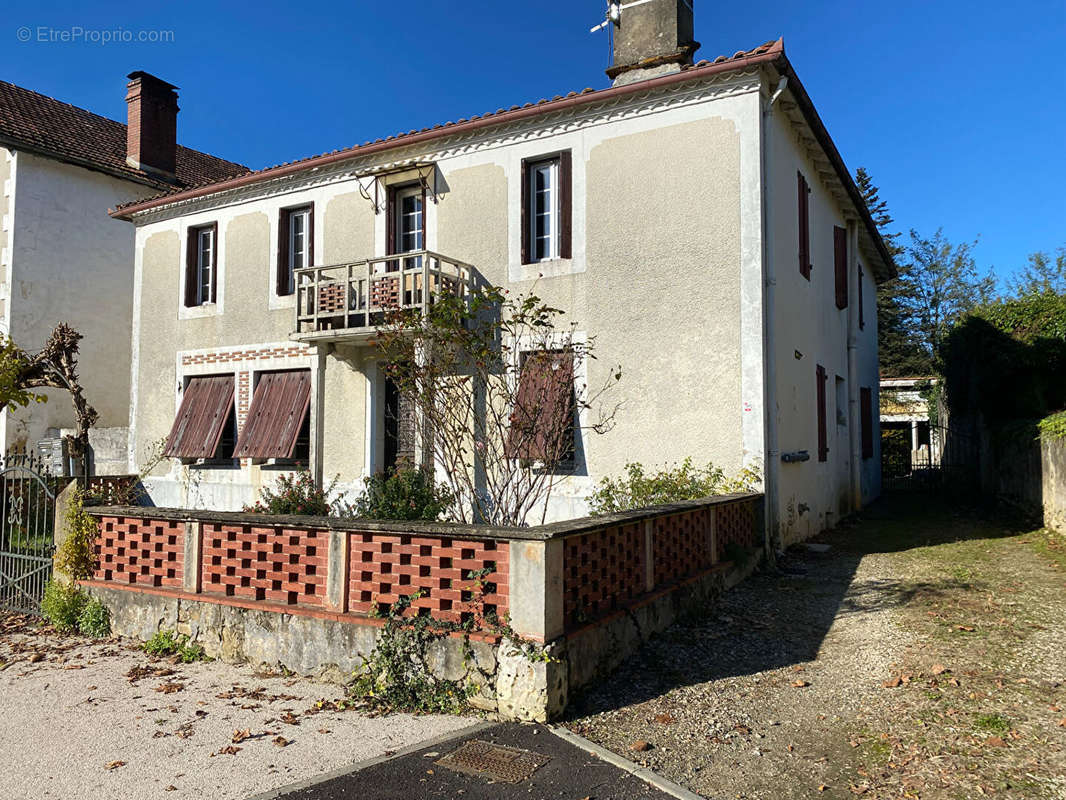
[78,493,762,722]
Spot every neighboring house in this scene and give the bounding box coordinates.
[0,72,246,473]
[880,377,941,472]
[112,0,894,546]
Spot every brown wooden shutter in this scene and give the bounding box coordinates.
[184,228,198,307]
[858,265,865,329]
[164,375,234,459]
[798,172,811,280]
[277,208,291,297]
[816,364,828,462]
[506,351,575,462]
[559,150,572,260]
[307,203,315,268]
[232,370,312,459]
[520,158,530,265]
[207,222,218,303]
[834,225,848,309]
[860,387,873,459]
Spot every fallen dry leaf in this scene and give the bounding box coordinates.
[216,746,241,756]
[818,785,828,792]
[630,740,651,752]
[883,676,902,688]
[104,761,126,771]
[930,663,948,675]
[985,736,1007,748]
[154,683,184,694]
[280,711,300,726]
[231,729,251,744]
[273,736,289,747]
[165,787,177,792]
[654,713,676,724]
[791,680,810,688]
[317,728,331,734]
[955,625,976,632]
[1058,718,1066,728]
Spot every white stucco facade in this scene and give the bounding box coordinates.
[0,147,145,472]
[121,52,892,543]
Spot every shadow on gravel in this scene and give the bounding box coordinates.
[563,491,1024,718]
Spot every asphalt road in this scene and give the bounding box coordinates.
[267,722,688,800]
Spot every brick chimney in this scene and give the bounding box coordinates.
[606,0,700,87]
[125,71,179,180]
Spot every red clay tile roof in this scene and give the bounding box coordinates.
[113,40,782,215]
[0,78,249,190]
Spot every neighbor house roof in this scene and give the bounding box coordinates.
[0,79,249,190]
[107,38,896,278]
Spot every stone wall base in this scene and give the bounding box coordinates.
[87,549,761,722]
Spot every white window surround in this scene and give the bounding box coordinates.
[178,218,225,320]
[508,142,585,283]
[528,158,559,263]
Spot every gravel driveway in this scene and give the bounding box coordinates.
[0,618,475,800]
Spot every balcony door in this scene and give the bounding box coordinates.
[390,185,424,273]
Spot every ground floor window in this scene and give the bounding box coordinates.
[164,374,236,463]
[233,370,312,463]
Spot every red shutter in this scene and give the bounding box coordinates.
[860,387,873,459]
[185,228,198,307]
[207,222,218,303]
[798,173,811,280]
[232,370,311,459]
[559,150,572,260]
[506,351,575,462]
[164,375,234,459]
[520,159,530,265]
[277,208,291,297]
[834,225,848,309]
[816,364,828,462]
[858,264,865,329]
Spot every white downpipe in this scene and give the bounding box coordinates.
[761,78,786,557]
[846,221,862,511]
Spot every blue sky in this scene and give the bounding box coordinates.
[3,0,1063,283]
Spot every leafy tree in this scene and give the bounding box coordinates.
[1007,245,1066,297]
[854,168,931,376]
[898,228,997,359]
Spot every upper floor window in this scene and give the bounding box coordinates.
[521,151,571,264]
[278,205,313,297]
[797,172,811,281]
[185,222,218,307]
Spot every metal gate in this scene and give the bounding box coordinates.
[0,450,61,615]
[882,423,979,492]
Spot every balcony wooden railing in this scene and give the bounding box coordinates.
[292,251,475,342]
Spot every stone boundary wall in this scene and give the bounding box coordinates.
[1043,437,1066,534]
[78,493,764,720]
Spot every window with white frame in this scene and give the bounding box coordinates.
[185,223,218,307]
[529,160,557,262]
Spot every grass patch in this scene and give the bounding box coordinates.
[143,630,209,663]
[973,713,1011,734]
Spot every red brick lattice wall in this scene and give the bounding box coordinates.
[652,507,714,587]
[201,524,328,606]
[94,516,184,589]
[317,283,347,314]
[347,534,509,626]
[562,522,644,628]
[716,500,757,562]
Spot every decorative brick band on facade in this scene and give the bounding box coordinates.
[94,515,184,588]
[347,533,509,624]
[201,523,329,606]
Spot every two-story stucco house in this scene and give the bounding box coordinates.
[113,1,894,547]
[0,73,246,472]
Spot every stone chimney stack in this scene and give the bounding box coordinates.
[607,0,699,87]
[125,71,179,180]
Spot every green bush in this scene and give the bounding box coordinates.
[143,629,208,662]
[352,469,455,521]
[54,487,100,581]
[244,472,339,516]
[76,597,111,638]
[42,579,87,633]
[587,458,762,516]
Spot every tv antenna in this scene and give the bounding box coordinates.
[590,0,692,33]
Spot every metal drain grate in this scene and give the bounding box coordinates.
[436,739,551,783]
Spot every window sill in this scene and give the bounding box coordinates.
[510,256,583,283]
[179,302,222,320]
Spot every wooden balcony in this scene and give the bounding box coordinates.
[291,251,475,344]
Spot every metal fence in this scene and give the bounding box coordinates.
[882,424,979,492]
[0,449,63,615]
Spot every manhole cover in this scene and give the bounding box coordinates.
[436,739,550,783]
